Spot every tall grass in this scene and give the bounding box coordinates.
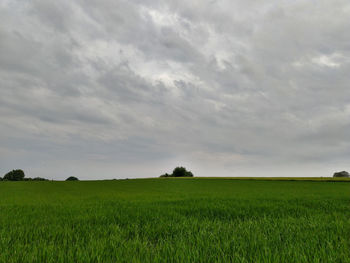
[0,179,349,262]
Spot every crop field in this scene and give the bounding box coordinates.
[0,178,349,263]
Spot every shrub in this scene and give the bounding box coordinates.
[66,176,79,181]
[160,173,170,177]
[3,169,25,181]
[333,171,350,178]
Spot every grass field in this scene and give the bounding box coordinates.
[0,178,349,263]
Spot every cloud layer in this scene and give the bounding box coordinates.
[1,0,350,179]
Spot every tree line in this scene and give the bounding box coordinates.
[0,169,48,181]
[0,169,79,181]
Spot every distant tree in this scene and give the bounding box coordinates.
[172,167,193,177]
[186,171,194,177]
[333,171,350,178]
[160,167,194,178]
[66,176,79,181]
[3,169,25,181]
[172,167,187,177]
[0,177,2,181]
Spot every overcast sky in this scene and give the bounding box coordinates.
[1,0,350,179]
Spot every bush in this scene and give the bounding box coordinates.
[333,171,350,178]
[66,176,79,181]
[160,167,194,178]
[3,169,25,181]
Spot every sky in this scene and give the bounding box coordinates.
[1,0,350,180]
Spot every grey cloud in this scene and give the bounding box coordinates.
[29,0,73,33]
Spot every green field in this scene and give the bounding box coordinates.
[0,178,349,263]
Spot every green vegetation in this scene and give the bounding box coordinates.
[160,166,193,177]
[1,169,48,181]
[333,171,350,178]
[65,176,79,181]
[0,178,349,263]
[3,169,25,181]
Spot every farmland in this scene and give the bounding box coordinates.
[0,178,349,263]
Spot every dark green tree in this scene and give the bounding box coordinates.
[159,167,194,178]
[186,171,194,177]
[333,171,349,178]
[66,176,79,181]
[172,167,194,177]
[172,167,187,177]
[3,169,25,181]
